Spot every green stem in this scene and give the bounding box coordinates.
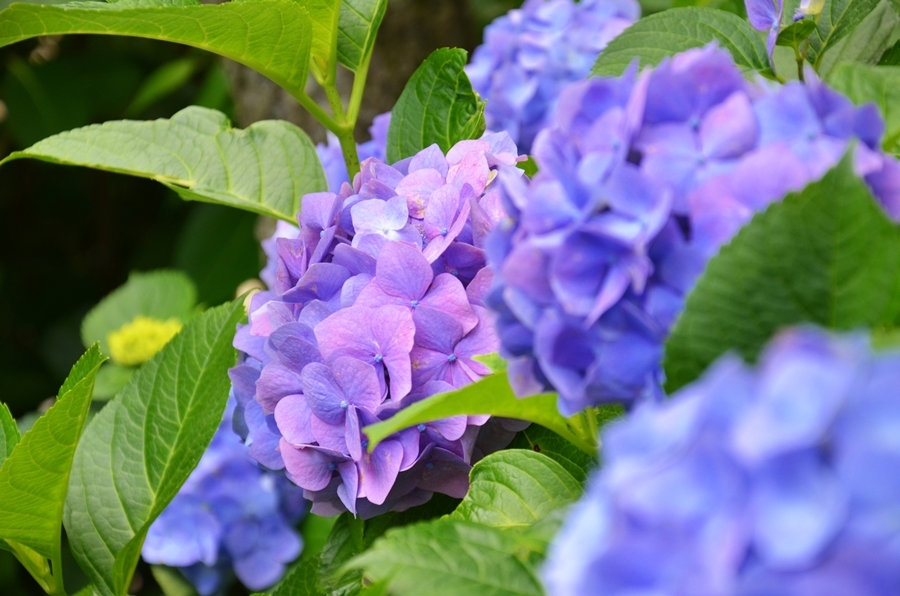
[336,125,361,180]
[347,53,374,125]
[290,90,342,135]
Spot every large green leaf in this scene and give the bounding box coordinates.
[591,8,772,77]
[0,403,19,469]
[827,63,900,150]
[814,0,899,76]
[386,47,486,163]
[64,300,245,596]
[347,520,543,596]
[363,373,595,455]
[81,270,197,354]
[451,450,582,530]
[2,107,327,222]
[0,0,314,99]
[807,0,881,66]
[0,346,105,593]
[508,425,597,483]
[665,155,900,391]
[337,0,388,72]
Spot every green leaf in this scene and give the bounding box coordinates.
[591,8,772,78]
[807,0,881,66]
[826,63,900,149]
[776,19,817,47]
[81,270,196,355]
[272,557,323,596]
[814,0,899,76]
[346,519,543,596]
[879,39,900,65]
[508,425,596,483]
[3,107,327,222]
[0,403,19,469]
[0,346,105,592]
[91,364,135,401]
[0,0,315,98]
[471,352,507,374]
[317,513,365,595]
[386,47,487,163]
[306,0,341,71]
[451,450,582,529]
[124,58,197,118]
[64,300,245,596]
[151,565,199,596]
[664,154,900,391]
[363,373,596,456]
[337,0,388,72]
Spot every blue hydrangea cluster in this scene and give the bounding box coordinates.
[232,134,527,518]
[544,327,900,596]
[466,0,640,153]
[487,44,900,415]
[142,399,305,595]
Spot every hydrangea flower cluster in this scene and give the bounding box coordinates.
[232,134,526,518]
[544,327,900,596]
[466,0,640,153]
[487,44,900,415]
[142,399,305,595]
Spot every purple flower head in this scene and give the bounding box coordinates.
[466,0,640,153]
[544,327,900,596]
[233,134,526,517]
[487,44,900,415]
[746,0,784,60]
[143,399,304,595]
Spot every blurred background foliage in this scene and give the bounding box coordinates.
[0,1,524,594]
[0,0,755,593]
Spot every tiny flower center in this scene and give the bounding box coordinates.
[340,400,349,409]
[611,139,620,150]
[374,353,384,363]
[327,462,337,471]
[689,116,700,130]
[450,269,459,277]
[448,354,458,363]
[440,227,449,236]
[695,154,706,165]
[319,230,325,237]
[425,462,435,470]
[417,424,427,433]
[362,440,369,449]
[410,299,419,308]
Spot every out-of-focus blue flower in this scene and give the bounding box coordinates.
[487,45,900,415]
[232,134,526,518]
[544,327,900,596]
[142,400,304,595]
[466,0,640,154]
[746,0,784,59]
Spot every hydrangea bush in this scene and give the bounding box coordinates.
[142,400,305,595]
[545,327,900,596]
[2,0,900,595]
[488,44,900,415]
[233,134,523,517]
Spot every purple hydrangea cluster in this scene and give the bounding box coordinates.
[544,327,900,596]
[487,44,900,415]
[142,399,305,595]
[466,0,640,153]
[232,134,526,518]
